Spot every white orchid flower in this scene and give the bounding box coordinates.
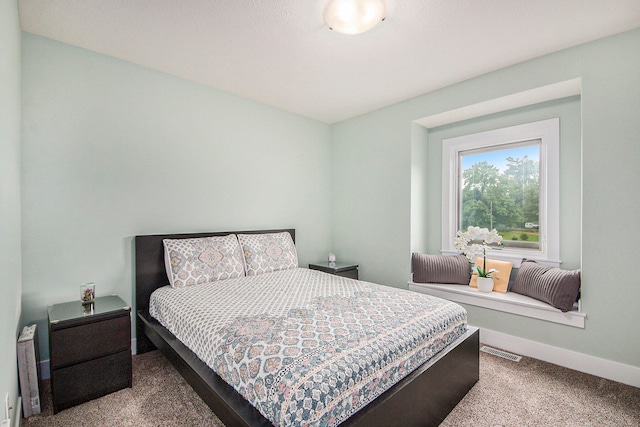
[454,226,503,266]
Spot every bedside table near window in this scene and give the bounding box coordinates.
[309,261,359,280]
[48,295,132,413]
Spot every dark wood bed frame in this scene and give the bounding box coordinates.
[135,229,479,427]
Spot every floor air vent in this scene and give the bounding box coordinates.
[480,346,522,362]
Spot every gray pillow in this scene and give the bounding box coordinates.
[412,253,471,285]
[511,260,580,312]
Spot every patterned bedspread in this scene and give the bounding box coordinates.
[150,268,467,426]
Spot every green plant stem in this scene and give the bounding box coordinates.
[483,246,486,277]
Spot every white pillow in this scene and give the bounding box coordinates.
[163,234,245,288]
[237,232,298,276]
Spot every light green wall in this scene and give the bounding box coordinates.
[21,34,333,360]
[332,107,413,285]
[0,0,22,415]
[333,29,640,367]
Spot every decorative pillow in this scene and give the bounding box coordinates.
[411,253,471,285]
[511,260,581,312]
[238,232,298,276]
[469,258,514,293]
[163,234,245,288]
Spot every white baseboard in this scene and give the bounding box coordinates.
[480,327,640,388]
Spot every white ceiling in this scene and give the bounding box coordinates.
[18,0,640,124]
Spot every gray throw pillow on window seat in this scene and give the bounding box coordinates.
[511,260,580,312]
[412,253,471,285]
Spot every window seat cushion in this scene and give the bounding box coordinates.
[411,253,470,285]
[511,260,580,312]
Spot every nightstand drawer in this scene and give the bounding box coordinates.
[51,350,132,413]
[50,314,130,369]
[309,262,359,280]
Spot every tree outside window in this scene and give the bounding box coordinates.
[460,142,540,249]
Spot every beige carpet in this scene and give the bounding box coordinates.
[25,351,224,427]
[24,348,640,426]
[441,349,640,426]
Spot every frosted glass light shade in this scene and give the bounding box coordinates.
[323,0,386,34]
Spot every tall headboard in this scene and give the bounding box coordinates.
[135,228,295,315]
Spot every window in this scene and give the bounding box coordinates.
[442,118,560,265]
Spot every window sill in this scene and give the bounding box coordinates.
[440,250,561,268]
[408,282,585,328]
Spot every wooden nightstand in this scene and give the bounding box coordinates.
[309,261,359,280]
[48,295,132,413]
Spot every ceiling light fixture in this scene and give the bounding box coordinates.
[323,0,386,35]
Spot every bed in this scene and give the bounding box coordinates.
[135,229,479,426]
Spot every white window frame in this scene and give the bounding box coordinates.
[441,118,560,266]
